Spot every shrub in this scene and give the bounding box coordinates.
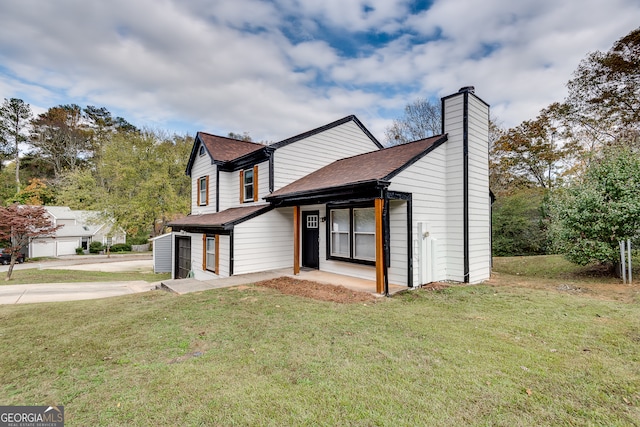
[127,236,150,245]
[89,241,104,254]
[75,247,84,255]
[110,243,131,252]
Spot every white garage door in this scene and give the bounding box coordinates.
[31,239,56,258]
[57,239,80,256]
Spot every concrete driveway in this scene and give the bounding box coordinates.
[0,254,159,305]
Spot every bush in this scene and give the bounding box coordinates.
[75,247,84,255]
[89,241,104,254]
[109,243,131,252]
[127,235,150,245]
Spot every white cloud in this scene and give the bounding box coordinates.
[0,0,638,143]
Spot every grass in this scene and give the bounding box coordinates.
[2,269,170,285]
[1,259,640,425]
[493,254,640,280]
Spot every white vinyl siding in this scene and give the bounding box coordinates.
[190,150,216,214]
[443,94,465,282]
[152,233,172,273]
[388,144,448,285]
[467,95,491,283]
[387,200,409,286]
[233,208,294,274]
[273,121,380,191]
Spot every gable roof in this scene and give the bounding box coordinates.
[269,115,383,150]
[168,204,273,232]
[265,134,447,204]
[186,133,267,175]
[40,206,121,237]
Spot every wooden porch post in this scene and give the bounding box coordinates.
[375,198,384,293]
[293,205,300,275]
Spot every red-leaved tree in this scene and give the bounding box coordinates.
[0,204,61,280]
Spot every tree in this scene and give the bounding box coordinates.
[0,98,32,191]
[227,132,252,141]
[0,204,61,280]
[11,178,56,205]
[30,104,92,177]
[565,27,640,144]
[83,105,138,151]
[94,130,191,236]
[492,188,548,256]
[384,98,441,146]
[55,168,101,210]
[492,104,581,190]
[548,144,640,268]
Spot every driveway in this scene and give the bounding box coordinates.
[0,254,158,305]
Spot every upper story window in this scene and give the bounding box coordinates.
[199,145,206,156]
[197,176,209,206]
[240,166,258,203]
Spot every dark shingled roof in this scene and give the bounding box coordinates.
[169,205,272,230]
[266,134,447,200]
[197,132,265,162]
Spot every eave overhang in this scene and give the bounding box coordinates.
[264,180,391,207]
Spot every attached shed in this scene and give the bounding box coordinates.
[151,233,173,273]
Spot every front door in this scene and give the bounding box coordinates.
[302,211,319,269]
[175,236,192,279]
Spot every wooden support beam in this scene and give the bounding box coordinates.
[375,198,384,293]
[293,205,300,275]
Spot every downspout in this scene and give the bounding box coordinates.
[462,89,470,283]
[383,189,390,296]
[229,229,234,276]
[406,195,413,288]
[216,166,220,213]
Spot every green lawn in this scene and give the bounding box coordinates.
[2,269,170,285]
[1,261,639,425]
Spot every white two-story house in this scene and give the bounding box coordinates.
[167,87,491,293]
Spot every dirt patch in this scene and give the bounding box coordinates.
[487,272,640,303]
[254,277,377,304]
[421,282,451,292]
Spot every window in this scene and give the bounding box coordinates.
[240,166,258,203]
[353,208,375,260]
[197,176,208,206]
[199,145,205,156]
[244,168,254,201]
[203,235,218,273]
[329,206,376,263]
[330,209,350,257]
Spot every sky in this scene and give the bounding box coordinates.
[0,0,638,144]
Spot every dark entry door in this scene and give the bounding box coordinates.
[302,211,319,269]
[175,236,192,279]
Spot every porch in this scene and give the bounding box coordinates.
[159,268,406,296]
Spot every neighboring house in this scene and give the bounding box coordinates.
[167,87,491,293]
[29,206,126,258]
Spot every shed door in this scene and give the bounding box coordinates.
[175,236,192,279]
[302,211,319,269]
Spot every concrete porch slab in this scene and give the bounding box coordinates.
[159,268,407,296]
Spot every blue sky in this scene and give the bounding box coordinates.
[0,0,638,143]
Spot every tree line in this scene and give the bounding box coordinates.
[0,102,191,239]
[384,27,640,271]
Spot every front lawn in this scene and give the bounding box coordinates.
[1,269,639,425]
[1,269,170,285]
